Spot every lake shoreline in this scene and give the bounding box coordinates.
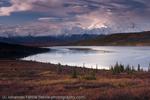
[1,60,150,99]
[23,46,150,69]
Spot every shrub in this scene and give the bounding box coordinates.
[83,70,96,80]
[57,63,62,74]
[71,67,78,78]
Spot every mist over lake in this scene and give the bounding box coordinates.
[23,46,150,70]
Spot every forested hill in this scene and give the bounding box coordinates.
[73,31,150,46]
[0,42,49,59]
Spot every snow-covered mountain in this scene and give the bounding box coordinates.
[0,23,111,37]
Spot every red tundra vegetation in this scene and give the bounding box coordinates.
[0,60,150,100]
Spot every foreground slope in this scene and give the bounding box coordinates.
[0,60,150,100]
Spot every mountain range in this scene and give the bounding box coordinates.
[0,31,150,46]
[0,34,99,46]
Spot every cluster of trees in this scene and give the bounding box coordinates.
[110,62,150,74]
[56,62,150,80]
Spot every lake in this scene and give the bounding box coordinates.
[22,46,150,70]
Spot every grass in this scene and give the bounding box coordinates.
[1,60,150,100]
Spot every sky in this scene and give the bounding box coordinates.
[0,0,150,36]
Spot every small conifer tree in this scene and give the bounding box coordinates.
[137,64,141,72]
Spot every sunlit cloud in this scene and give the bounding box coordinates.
[0,0,34,16]
[0,0,150,36]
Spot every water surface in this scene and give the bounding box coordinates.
[23,46,150,70]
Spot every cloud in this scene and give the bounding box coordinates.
[0,0,33,16]
[1,0,150,18]
[0,0,150,36]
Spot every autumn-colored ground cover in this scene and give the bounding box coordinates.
[0,60,150,100]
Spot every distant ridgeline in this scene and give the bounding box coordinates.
[0,42,49,59]
[73,31,150,46]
